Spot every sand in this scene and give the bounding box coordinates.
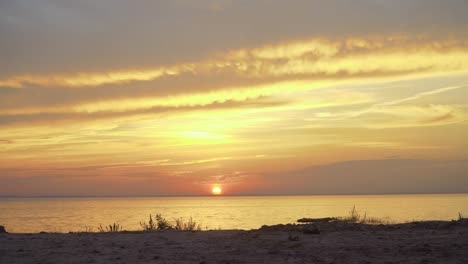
[1,220,467,264]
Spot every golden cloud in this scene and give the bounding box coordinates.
[1,34,468,89]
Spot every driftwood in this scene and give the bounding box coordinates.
[297,217,338,223]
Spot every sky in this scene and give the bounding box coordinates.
[1,0,468,196]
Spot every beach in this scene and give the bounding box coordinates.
[1,219,467,264]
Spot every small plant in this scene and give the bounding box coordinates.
[363,216,392,225]
[140,213,173,230]
[347,205,361,222]
[458,212,464,221]
[98,223,122,232]
[174,217,184,230]
[155,214,172,230]
[340,206,392,224]
[174,217,202,231]
[140,214,157,231]
[140,214,202,231]
[83,226,94,232]
[208,225,223,231]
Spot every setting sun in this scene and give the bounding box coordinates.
[212,186,222,195]
[2,1,468,263]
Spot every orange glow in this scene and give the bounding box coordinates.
[212,186,222,195]
[1,30,468,197]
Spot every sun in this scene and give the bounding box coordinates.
[212,186,222,195]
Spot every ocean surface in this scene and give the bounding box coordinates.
[1,194,467,233]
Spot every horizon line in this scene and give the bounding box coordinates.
[1,192,467,199]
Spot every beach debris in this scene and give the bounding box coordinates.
[0,225,7,233]
[297,217,338,223]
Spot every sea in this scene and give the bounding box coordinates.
[1,194,467,233]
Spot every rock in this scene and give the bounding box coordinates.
[260,224,289,231]
[302,225,320,234]
[288,233,300,241]
[297,217,338,223]
[0,225,7,233]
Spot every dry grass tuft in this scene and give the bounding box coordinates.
[98,223,122,232]
[341,205,393,225]
[140,214,202,231]
[174,217,202,231]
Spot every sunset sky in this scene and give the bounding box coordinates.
[1,0,468,196]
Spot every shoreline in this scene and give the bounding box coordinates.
[1,219,467,263]
[0,217,463,235]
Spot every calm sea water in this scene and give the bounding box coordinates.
[1,194,467,233]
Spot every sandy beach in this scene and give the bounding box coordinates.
[1,219,467,264]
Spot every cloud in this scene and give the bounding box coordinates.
[1,1,468,196]
[0,174,196,196]
[257,159,468,195]
[1,35,468,130]
[2,0,468,77]
[378,84,468,106]
[2,35,468,89]
[363,104,468,128]
[308,104,468,129]
[0,97,286,127]
[303,83,468,129]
